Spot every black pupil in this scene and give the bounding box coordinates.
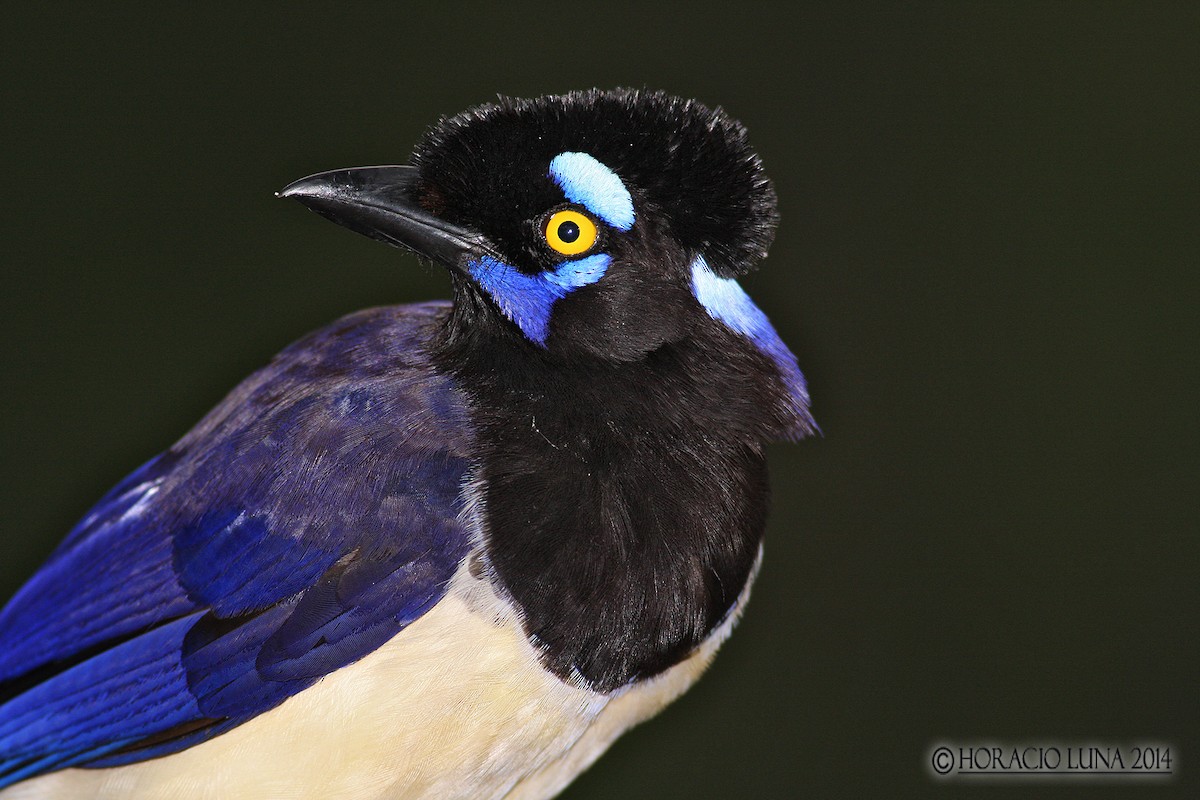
[557,220,581,244]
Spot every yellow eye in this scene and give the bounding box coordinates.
[544,209,598,256]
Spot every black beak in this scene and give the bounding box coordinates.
[278,166,491,275]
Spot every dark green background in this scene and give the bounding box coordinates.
[1,4,1195,798]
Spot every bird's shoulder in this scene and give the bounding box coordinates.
[0,301,478,782]
[182,299,470,451]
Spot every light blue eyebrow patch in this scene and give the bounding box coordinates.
[549,152,635,231]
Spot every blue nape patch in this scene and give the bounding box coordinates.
[549,152,635,231]
[690,256,815,436]
[469,253,610,345]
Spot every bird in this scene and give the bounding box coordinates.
[0,88,815,800]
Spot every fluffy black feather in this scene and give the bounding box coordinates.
[435,308,796,691]
[413,88,779,278]
[415,89,810,689]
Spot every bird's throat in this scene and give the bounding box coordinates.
[434,311,790,692]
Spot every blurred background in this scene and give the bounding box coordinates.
[0,4,1195,798]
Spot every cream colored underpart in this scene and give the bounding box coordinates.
[5,549,759,800]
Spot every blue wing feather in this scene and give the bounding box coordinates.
[0,472,196,684]
[0,614,204,778]
[0,302,475,787]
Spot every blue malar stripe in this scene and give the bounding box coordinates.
[469,254,611,345]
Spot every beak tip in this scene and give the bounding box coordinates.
[277,179,319,201]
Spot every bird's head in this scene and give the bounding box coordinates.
[280,89,790,367]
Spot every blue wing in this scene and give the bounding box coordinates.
[0,302,475,786]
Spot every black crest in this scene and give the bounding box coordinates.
[412,88,779,278]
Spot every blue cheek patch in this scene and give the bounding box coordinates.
[549,152,635,231]
[543,252,610,289]
[469,253,611,345]
[690,255,815,433]
[470,152,627,345]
